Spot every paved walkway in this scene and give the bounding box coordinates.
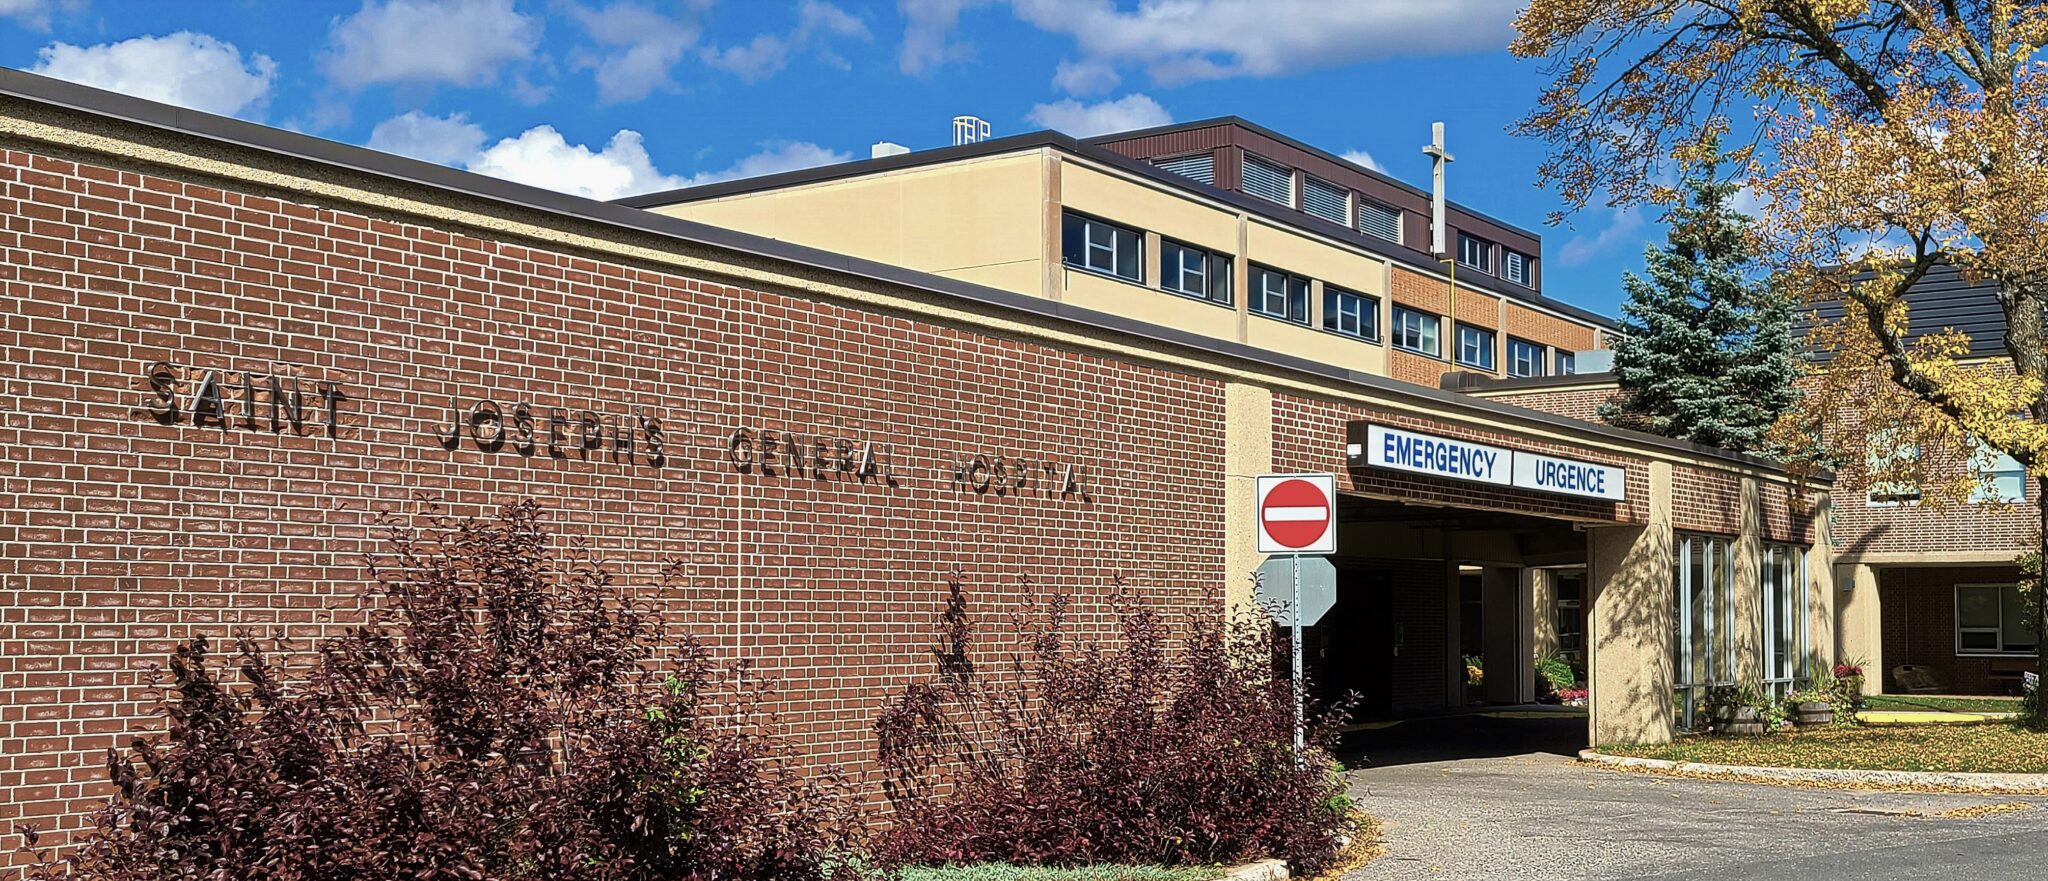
[1341,713,2048,880]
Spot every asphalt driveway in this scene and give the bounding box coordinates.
[1341,712,2048,880]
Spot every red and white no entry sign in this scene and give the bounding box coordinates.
[1255,473,1336,555]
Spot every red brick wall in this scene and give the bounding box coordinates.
[0,146,1231,846]
[1478,385,1619,423]
[1877,565,2035,695]
[1673,466,1742,536]
[1759,482,1817,545]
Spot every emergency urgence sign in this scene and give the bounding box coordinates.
[1255,473,1337,555]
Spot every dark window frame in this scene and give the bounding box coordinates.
[1248,264,1310,324]
[1322,285,1380,342]
[1160,239,1234,306]
[1391,304,1442,357]
[1507,336,1546,378]
[1455,322,1497,371]
[1061,211,1143,283]
[1457,233,1493,274]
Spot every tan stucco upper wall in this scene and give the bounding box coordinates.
[1246,314,1385,374]
[1061,162,1238,255]
[1063,270,1243,340]
[1244,219,1389,297]
[650,152,1048,292]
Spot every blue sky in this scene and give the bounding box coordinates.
[0,0,1658,316]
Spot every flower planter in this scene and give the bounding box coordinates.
[1716,706,1769,736]
[1792,701,1835,727]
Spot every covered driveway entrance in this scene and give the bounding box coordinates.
[1311,496,1588,715]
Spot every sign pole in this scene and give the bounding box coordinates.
[1291,552,1304,759]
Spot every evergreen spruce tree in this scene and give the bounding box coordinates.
[1599,170,1799,452]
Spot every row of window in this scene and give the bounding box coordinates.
[1062,212,1584,376]
[1390,307,1577,376]
[1865,434,2027,505]
[1152,151,1412,249]
[1457,233,1534,288]
[1062,212,1379,340]
[1151,152,1543,292]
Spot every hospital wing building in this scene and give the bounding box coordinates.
[0,67,2031,843]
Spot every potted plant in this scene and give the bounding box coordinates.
[1789,687,1835,727]
[1832,660,1867,710]
[1556,686,1589,708]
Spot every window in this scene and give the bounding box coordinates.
[1241,153,1295,206]
[1358,200,1402,243]
[1762,544,1808,696]
[1155,153,1215,186]
[1061,212,1142,282]
[1455,323,1496,371]
[1457,233,1492,273]
[1956,584,2040,655]
[1507,337,1546,378]
[1160,240,1233,305]
[1303,176,1349,225]
[1392,305,1441,356]
[1554,350,1577,376]
[1323,285,1379,341]
[1970,439,2026,503]
[1673,534,1736,730]
[1249,265,1309,323]
[1865,428,1922,506]
[1503,250,1531,286]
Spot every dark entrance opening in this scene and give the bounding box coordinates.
[1305,494,1593,765]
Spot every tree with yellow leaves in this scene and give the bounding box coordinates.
[1513,1,2048,718]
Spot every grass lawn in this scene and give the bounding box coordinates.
[1861,695,2023,714]
[1602,724,2048,773]
[898,866,1222,881]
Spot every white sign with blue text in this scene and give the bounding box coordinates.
[1358,424,1626,502]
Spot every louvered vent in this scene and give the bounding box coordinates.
[1358,200,1401,242]
[1303,176,1348,225]
[1241,153,1294,206]
[1154,153,1215,186]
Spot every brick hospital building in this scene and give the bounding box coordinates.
[0,69,1877,845]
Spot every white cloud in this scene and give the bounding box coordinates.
[0,0,76,30]
[30,32,277,117]
[1556,205,1647,267]
[1009,0,1521,91]
[435,123,847,200]
[702,0,870,82]
[467,126,683,200]
[1340,149,1385,174]
[1025,94,1171,138]
[897,0,994,76]
[1051,57,1119,95]
[322,0,540,89]
[368,111,488,165]
[568,1,705,104]
[680,141,851,187]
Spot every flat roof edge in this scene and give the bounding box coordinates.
[0,68,1797,480]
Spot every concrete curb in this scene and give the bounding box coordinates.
[1578,749,2048,793]
[1220,859,1288,881]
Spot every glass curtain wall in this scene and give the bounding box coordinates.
[1672,534,1735,729]
[1761,544,1808,699]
